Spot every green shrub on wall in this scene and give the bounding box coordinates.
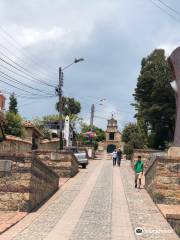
[5,112,25,137]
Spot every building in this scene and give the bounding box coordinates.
[98,116,123,153]
[44,119,77,147]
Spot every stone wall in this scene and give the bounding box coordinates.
[32,150,79,178]
[168,218,180,237]
[0,136,32,153]
[145,156,180,205]
[0,153,59,212]
[131,149,164,171]
[40,139,59,150]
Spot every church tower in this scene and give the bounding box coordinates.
[105,115,122,153]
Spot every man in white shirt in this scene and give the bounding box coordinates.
[112,149,117,166]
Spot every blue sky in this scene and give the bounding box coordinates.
[0,0,180,130]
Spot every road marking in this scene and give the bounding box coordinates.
[112,167,135,240]
[45,161,104,240]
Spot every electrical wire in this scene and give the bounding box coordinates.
[0,71,53,96]
[0,50,56,88]
[149,0,180,23]
[0,42,57,81]
[3,90,56,100]
[0,63,55,92]
[0,76,53,97]
[157,0,180,16]
[0,25,57,78]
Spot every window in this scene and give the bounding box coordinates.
[109,132,114,140]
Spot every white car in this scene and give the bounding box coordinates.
[74,152,88,168]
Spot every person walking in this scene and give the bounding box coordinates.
[117,148,122,166]
[134,156,144,189]
[112,149,117,166]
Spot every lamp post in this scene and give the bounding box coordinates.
[90,98,106,131]
[89,99,106,146]
[57,58,84,150]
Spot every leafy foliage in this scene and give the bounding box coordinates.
[79,123,105,149]
[9,93,18,114]
[133,49,176,149]
[122,123,144,149]
[56,97,81,116]
[33,118,52,140]
[4,112,24,137]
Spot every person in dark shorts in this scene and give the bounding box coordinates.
[117,148,122,166]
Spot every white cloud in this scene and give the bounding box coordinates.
[15,26,69,47]
[0,0,180,129]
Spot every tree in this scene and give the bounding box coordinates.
[133,49,176,149]
[56,97,81,116]
[33,118,52,140]
[9,93,18,114]
[79,123,105,149]
[122,123,144,158]
[122,123,144,149]
[4,112,24,137]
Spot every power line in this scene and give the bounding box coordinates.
[0,54,55,88]
[0,25,57,77]
[0,63,54,92]
[3,89,56,100]
[149,0,180,23]
[0,49,56,87]
[0,42,57,81]
[0,75,54,97]
[0,71,53,96]
[157,0,180,16]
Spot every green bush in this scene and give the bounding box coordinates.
[124,143,134,159]
[5,112,24,137]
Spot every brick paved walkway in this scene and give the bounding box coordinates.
[120,160,179,240]
[0,212,27,234]
[0,157,178,240]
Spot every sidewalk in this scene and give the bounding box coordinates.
[0,177,70,236]
[0,212,27,234]
[0,158,178,240]
[120,160,179,240]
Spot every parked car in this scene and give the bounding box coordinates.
[74,152,88,168]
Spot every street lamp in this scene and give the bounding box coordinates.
[90,98,106,132]
[57,58,84,150]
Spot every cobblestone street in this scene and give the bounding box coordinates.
[0,155,178,240]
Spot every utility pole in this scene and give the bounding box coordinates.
[90,104,95,132]
[59,67,64,150]
[56,58,84,150]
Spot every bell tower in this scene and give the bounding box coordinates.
[105,115,122,153]
[106,115,118,141]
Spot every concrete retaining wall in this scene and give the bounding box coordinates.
[0,136,32,153]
